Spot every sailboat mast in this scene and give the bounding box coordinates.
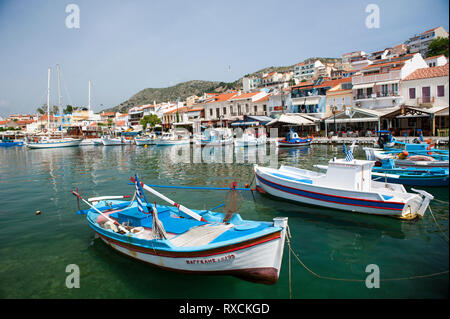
[47,67,51,136]
[57,64,62,136]
[88,80,91,112]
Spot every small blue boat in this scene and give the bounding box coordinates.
[277,129,312,147]
[0,138,24,147]
[72,176,289,284]
[372,158,449,187]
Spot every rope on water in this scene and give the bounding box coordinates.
[284,224,449,291]
[428,206,449,243]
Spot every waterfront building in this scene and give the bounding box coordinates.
[404,26,449,57]
[425,55,448,67]
[341,51,368,64]
[290,77,352,120]
[352,53,428,110]
[268,89,292,117]
[401,63,449,108]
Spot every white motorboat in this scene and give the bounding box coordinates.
[102,135,125,146]
[80,138,102,146]
[135,134,157,146]
[254,157,434,219]
[234,131,266,147]
[154,130,190,146]
[195,128,233,146]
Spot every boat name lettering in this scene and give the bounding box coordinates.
[186,254,235,264]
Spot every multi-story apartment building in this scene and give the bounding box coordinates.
[405,26,449,57]
[341,51,368,64]
[293,60,325,82]
[290,77,352,119]
[352,53,428,109]
[325,79,354,117]
[401,63,449,108]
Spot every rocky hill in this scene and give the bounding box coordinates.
[107,58,341,113]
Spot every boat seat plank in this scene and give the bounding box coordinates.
[269,172,313,184]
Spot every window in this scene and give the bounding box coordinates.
[437,85,445,97]
[245,104,249,114]
[254,105,257,114]
[216,108,220,118]
[409,88,416,99]
[209,109,213,117]
[223,107,226,115]
[392,83,398,95]
[263,105,267,112]
[238,104,242,115]
[381,84,388,96]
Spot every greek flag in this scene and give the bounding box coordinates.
[134,175,147,214]
[343,143,354,162]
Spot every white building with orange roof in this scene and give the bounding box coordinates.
[424,55,448,67]
[352,53,428,109]
[405,26,448,57]
[401,63,449,108]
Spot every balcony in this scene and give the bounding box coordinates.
[352,70,401,85]
[354,91,399,100]
[417,96,435,106]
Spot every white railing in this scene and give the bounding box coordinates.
[352,70,401,85]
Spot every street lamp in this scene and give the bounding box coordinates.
[331,105,337,136]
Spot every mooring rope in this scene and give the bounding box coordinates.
[284,224,449,296]
[428,206,449,243]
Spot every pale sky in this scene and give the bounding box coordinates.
[0,0,448,116]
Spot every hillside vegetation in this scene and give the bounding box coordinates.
[107,57,341,112]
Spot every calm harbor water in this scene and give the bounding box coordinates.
[0,144,448,299]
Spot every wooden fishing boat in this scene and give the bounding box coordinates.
[72,177,289,284]
[254,156,434,219]
[276,129,311,147]
[371,159,449,187]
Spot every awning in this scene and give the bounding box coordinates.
[376,80,399,86]
[231,121,260,126]
[292,99,306,106]
[266,114,316,126]
[352,83,375,89]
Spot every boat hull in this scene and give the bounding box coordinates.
[96,228,285,284]
[26,139,82,148]
[371,174,449,187]
[135,139,154,146]
[102,138,124,146]
[277,140,311,147]
[154,139,190,146]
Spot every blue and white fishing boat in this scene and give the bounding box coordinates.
[276,129,311,147]
[371,158,449,187]
[255,145,434,219]
[135,133,157,146]
[73,176,288,284]
[375,130,396,148]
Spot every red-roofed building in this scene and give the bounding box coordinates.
[203,90,269,125]
[352,53,428,109]
[424,55,448,67]
[401,64,449,108]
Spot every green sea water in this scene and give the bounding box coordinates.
[0,144,448,299]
